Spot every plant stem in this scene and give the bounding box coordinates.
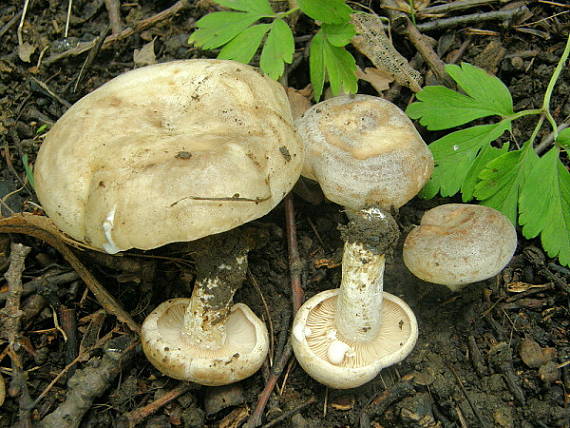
[541,34,570,139]
[528,115,545,146]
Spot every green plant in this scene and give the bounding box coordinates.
[406,35,570,267]
[188,0,358,100]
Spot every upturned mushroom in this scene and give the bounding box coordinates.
[403,203,517,292]
[291,95,433,389]
[34,59,304,385]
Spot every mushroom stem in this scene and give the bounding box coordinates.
[183,234,249,350]
[335,245,385,342]
[335,208,399,343]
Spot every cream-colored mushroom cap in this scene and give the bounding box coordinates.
[291,289,418,389]
[142,299,269,385]
[403,204,517,291]
[34,60,303,253]
[295,95,433,210]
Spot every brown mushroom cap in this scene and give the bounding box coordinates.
[403,204,517,290]
[34,60,303,252]
[295,95,433,210]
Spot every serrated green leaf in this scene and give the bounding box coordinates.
[218,24,270,63]
[189,12,263,50]
[474,140,539,224]
[557,127,570,149]
[215,0,274,14]
[259,19,294,79]
[461,143,509,201]
[321,22,355,47]
[323,39,357,96]
[447,63,514,117]
[309,31,325,101]
[406,63,515,131]
[297,0,352,24]
[419,122,511,199]
[519,147,570,266]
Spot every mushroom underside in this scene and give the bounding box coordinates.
[142,299,269,386]
[292,289,418,389]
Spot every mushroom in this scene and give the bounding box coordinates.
[403,203,517,292]
[33,59,304,384]
[291,95,433,388]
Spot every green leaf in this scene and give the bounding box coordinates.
[309,31,326,101]
[447,63,514,118]
[474,140,539,224]
[188,12,263,50]
[259,19,294,79]
[419,122,511,199]
[297,0,352,24]
[218,24,270,63]
[215,0,274,14]
[321,22,355,47]
[519,147,570,266]
[323,39,357,97]
[461,143,509,202]
[406,63,515,131]
[557,127,570,149]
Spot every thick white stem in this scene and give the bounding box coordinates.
[335,242,385,343]
[183,254,248,350]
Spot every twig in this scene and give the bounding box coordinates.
[17,0,30,47]
[73,25,111,93]
[416,6,529,32]
[1,242,33,428]
[246,339,295,428]
[65,0,73,38]
[104,0,123,35]
[359,380,415,427]
[0,214,140,333]
[0,271,79,302]
[261,396,317,428]
[121,382,193,427]
[285,194,304,313]
[535,122,569,154]
[0,10,23,41]
[31,330,115,409]
[418,0,505,17]
[249,271,274,366]
[38,335,138,428]
[59,305,78,379]
[43,0,192,66]
[30,77,72,108]
[380,0,452,86]
[449,365,490,427]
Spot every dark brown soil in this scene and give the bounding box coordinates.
[0,1,569,427]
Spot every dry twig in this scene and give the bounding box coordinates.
[1,242,33,428]
[43,0,192,66]
[120,382,193,427]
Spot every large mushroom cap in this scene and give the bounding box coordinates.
[403,204,517,291]
[142,299,269,385]
[291,289,418,389]
[34,60,303,253]
[295,94,433,210]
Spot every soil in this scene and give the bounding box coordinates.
[0,1,569,427]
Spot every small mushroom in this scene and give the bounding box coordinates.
[403,204,517,291]
[34,60,304,384]
[291,95,432,388]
